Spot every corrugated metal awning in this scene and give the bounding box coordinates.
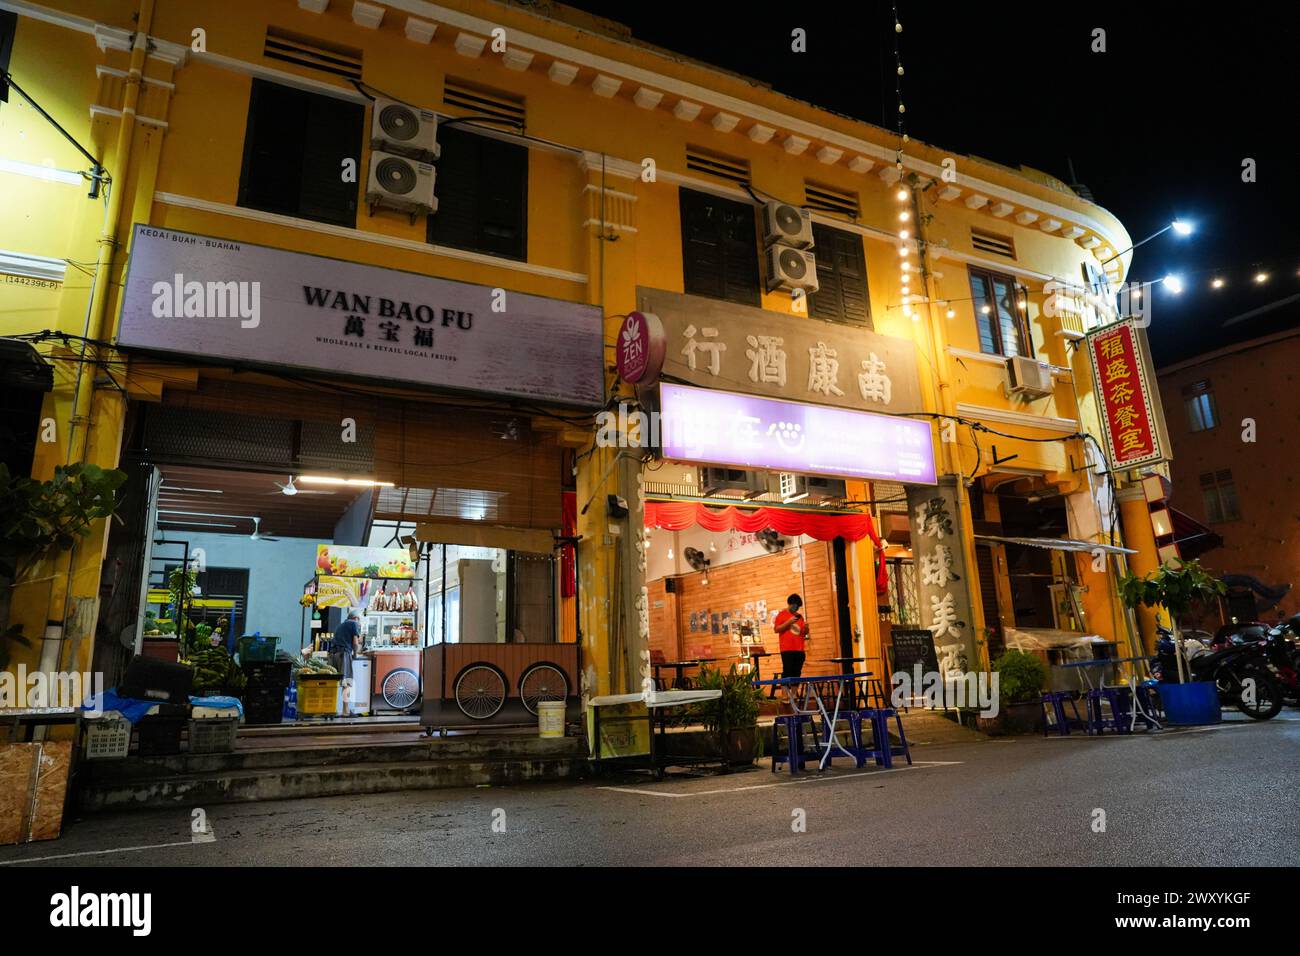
[974,534,1136,555]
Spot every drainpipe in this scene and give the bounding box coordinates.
[44,0,155,675]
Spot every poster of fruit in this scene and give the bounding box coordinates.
[316,545,415,579]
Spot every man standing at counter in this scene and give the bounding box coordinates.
[774,594,810,679]
[329,612,361,716]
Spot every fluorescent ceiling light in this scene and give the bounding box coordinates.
[298,476,396,488]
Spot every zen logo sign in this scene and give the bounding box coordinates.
[49,887,151,936]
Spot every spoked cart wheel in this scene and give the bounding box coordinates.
[455,665,507,719]
[519,664,568,715]
[381,667,421,710]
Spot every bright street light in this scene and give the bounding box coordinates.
[1162,274,1184,294]
[1171,219,1194,236]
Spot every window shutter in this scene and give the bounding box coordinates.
[299,92,363,226]
[679,188,759,307]
[238,80,362,228]
[427,127,528,261]
[809,223,871,326]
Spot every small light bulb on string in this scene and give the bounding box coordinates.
[895,20,902,33]
[899,229,909,240]
[897,65,904,76]
[667,547,673,560]
[709,540,717,553]
[946,307,955,319]
[899,210,910,222]
[896,188,909,202]
[898,246,909,257]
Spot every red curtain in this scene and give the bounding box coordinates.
[561,491,577,598]
[644,500,888,592]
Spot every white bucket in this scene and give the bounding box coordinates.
[537,700,566,738]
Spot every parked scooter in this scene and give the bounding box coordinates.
[1213,618,1300,706]
[1154,625,1284,720]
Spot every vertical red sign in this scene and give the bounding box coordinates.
[1087,319,1162,469]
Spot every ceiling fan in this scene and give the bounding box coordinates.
[265,476,333,496]
[249,517,280,542]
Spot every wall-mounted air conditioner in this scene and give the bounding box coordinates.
[1006,355,1054,399]
[762,200,814,249]
[366,150,437,219]
[370,97,440,162]
[766,245,819,295]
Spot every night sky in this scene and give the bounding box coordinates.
[563,1,1300,366]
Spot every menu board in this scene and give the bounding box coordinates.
[889,629,940,678]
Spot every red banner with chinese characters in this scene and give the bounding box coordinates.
[1086,319,1164,470]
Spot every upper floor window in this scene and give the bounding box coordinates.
[679,187,760,307]
[1182,379,1219,432]
[1200,469,1240,523]
[237,79,364,228]
[968,266,1029,358]
[809,222,871,326]
[427,125,528,261]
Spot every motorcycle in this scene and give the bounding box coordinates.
[1213,617,1300,707]
[1155,625,1284,720]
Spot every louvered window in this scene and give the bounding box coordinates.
[263,28,362,82]
[808,223,871,326]
[679,187,760,307]
[804,182,859,218]
[237,79,364,227]
[427,126,528,261]
[685,147,750,186]
[971,229,1016,259]
[443,78,525,130]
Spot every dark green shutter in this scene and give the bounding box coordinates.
[809,223,871,326]
[427,126,528,261]
[679,188,760,307]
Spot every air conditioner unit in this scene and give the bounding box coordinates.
[766,245,819,295]
[366,150,438,218]
[370,97,440,162]
[700,467,766,498]
[762,200,814,249]
[1006,355,1054,399]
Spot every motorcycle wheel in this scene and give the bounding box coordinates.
[1235,671,1283,720]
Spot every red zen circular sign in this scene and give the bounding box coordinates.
[615,311,666,385]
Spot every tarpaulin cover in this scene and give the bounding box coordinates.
[644,500,888,592]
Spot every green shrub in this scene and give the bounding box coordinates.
[991,649,1047,704]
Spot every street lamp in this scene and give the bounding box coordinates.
[1100,218,1194,266]
[1161,274,1185,294]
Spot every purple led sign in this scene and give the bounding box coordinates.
[659,383,936,485]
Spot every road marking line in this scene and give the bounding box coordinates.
[598,760,961,798]
[0,825,218,866]
[0,839,196,865]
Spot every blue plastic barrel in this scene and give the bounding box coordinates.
[1158,681,1221,725]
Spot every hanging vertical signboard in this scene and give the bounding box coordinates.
[1085,318,1169,471]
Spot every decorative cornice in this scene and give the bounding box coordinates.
[0,249,67,282]
[954,402,1079,434]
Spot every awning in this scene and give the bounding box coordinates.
[1169,507,1223,560]
[644,499,888,592]
[0,338,54,391]
[974,534,1136,555]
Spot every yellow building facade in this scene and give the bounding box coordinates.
[1,0,1163,703]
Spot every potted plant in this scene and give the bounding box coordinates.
[692,664,766,765]
[1119,558,1226,724]
[979,649,1048,735]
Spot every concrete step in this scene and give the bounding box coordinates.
[78,753,588,811]
[79,734,582,782]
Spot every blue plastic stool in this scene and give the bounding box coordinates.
[1085,686,1134,734]
[1040,690,1086,736]
[771,714,818,774]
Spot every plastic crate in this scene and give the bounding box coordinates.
[135,717,186,757]
[188,717,239,754]
[237,635,279,663]
[297,675,342,716]
[242,660,292,686]
[83,718,131,760]
[244,702,284,725]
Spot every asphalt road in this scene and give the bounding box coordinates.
[4,715,1299,867]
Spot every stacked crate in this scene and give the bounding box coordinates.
[242,660,293,724]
